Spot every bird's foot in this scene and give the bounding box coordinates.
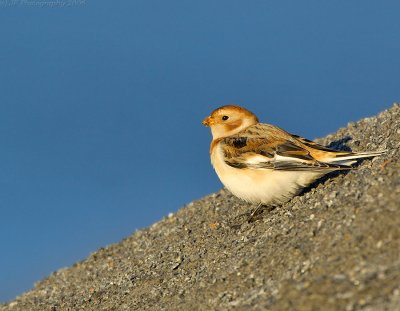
[247,204,275,223]
[230,204,275,229]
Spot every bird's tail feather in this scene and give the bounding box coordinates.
[325,150,386,166]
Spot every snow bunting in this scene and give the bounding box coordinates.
[203,105,384,205]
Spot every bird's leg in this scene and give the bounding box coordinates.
[247,203,263,222]
[245,204,265,222]
[230,204,275,229]
[247,204,277,223]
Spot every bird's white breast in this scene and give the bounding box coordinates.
[211,143,321,205]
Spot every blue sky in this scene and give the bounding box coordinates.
[0,0,399,302]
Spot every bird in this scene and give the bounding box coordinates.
[203,105,384,207]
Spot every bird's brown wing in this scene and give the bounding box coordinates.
[220,124,352,171]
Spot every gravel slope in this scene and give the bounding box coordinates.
[2,104,400,311]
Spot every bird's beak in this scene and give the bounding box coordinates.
[202,116,214,126]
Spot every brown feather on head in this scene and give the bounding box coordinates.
[202,105,259,140]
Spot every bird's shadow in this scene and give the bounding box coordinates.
[325,135,353,152]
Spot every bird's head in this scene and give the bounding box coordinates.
[202,105,258,139]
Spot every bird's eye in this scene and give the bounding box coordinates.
[222,115,229,121]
